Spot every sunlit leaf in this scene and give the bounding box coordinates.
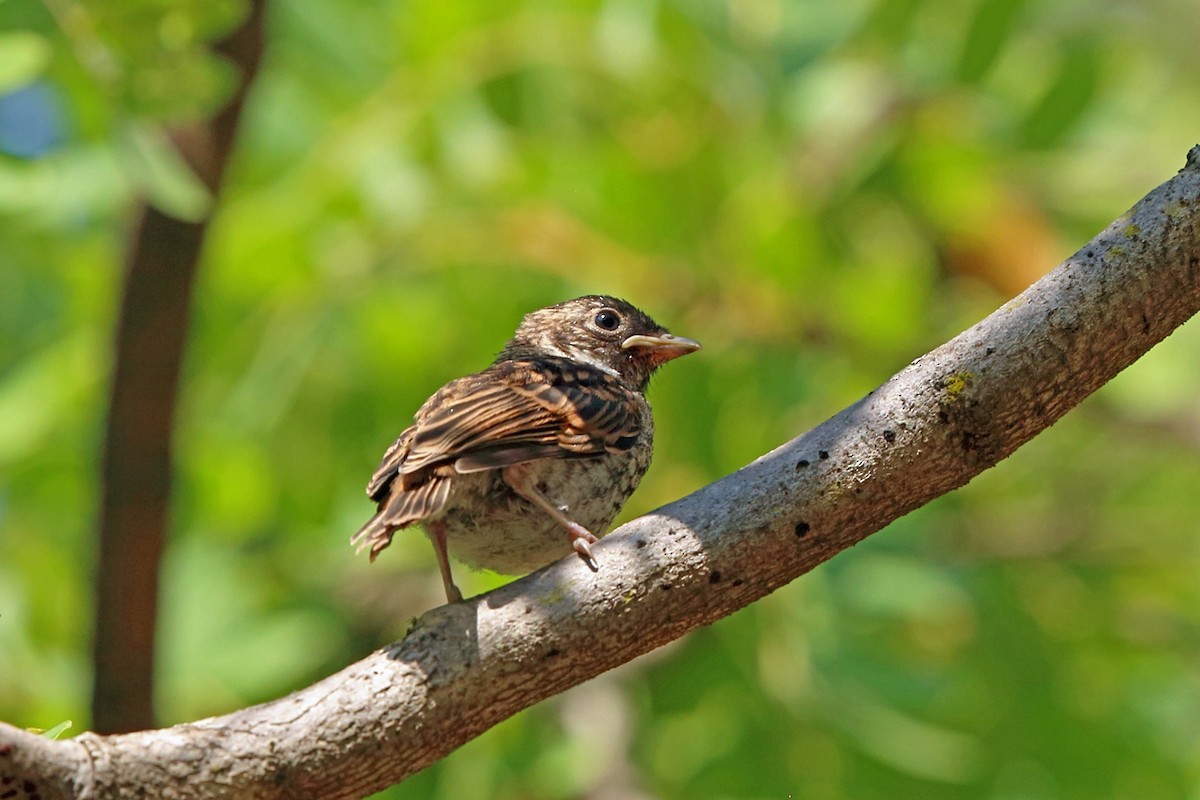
[41,720,72,739]
[0,31,51,94]
[119,121,212,221]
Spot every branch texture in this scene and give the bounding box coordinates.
[5,147,1200,798]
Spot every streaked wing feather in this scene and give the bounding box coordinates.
[454,443,569,473]
[379,473,452,526]
[365,428,412,501]
[401,359,641,475]
[353,466,453,560]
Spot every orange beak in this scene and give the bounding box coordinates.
[621,333,702,366]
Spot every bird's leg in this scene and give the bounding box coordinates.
[427,521,464,603]
[501,464,600,571]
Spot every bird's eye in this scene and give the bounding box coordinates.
[593,309,621,331]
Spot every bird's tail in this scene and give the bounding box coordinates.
[350,475,452,561]
[350,514,397,562]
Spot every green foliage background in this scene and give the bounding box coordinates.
[3,0,1200,797]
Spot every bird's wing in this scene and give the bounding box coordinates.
[365,429,414,500]
[367,359,641,500]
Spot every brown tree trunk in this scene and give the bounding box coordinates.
[90,0,268,734]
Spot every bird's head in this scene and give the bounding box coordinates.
[501,295,700,391]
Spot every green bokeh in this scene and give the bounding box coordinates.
[2,0,1199,797]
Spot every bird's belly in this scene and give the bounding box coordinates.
[436,450,649,575]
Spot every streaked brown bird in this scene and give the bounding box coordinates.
[351,295,700,603]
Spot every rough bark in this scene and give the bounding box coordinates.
[5,147,1199,798]
[91,0,267,734]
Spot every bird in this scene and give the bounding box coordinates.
[351,295,700,603]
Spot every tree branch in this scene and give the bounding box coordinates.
[6,147,1200,798]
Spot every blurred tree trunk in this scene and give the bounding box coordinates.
[91,0,267,734]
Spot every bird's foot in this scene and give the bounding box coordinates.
[428,521,465,604]
[568,524,600,571]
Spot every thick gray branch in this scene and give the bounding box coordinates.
[4,148,1200,799]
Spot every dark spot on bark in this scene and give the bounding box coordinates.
[818,450,829,460]
[882,429,895,443]
[1142,313,1151,334]
[938,410,949,424]
[274,770,288,786]
[636,539,647,549]
[545,648,561,659]
[961,431,979,451]
[709,570,722,583]
[986,347,995,355]
[731,578,744,587]
[661,583,672,591]
[795,459,810,469]
[795,521,810,537]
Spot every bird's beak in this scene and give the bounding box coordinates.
[621,333,702,365]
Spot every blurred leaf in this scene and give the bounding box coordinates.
[956,0,1028,83]
[0,332,100,468]
[0,31,51,94]
[837,554,974,622]
[825,686,984,783]
[863,0,922,46]
[120,121,212,220]
[158,538,348,722]
[1020,39,1099,149]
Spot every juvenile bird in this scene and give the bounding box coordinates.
[351,295,700,603]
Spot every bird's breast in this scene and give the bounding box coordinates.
[436,429,654,575]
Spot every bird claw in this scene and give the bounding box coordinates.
[569,525,600,571]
